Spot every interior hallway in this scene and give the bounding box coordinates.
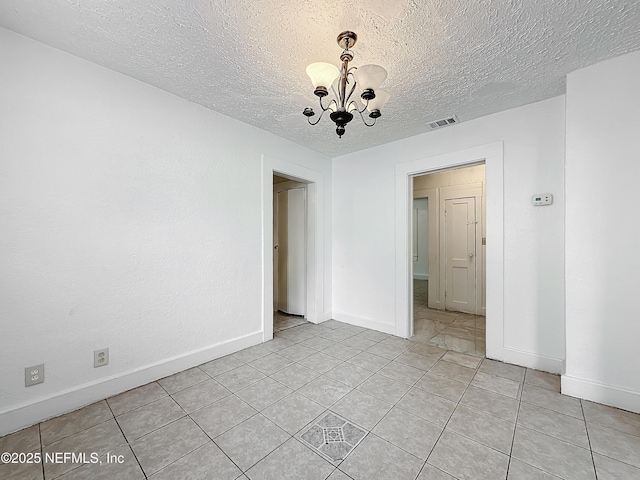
[412,280,486,357]
[2,319,639,480]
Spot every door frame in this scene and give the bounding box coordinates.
[262,155,325,342]
[395,142,504,360]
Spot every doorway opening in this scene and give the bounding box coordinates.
[411,163,486,356]
[273,174,310,333]
[262,154,326,343]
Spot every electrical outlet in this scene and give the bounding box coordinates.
[94,348,109,368]
[25,364,44,387]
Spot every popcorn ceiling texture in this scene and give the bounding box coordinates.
[1,0,639,156]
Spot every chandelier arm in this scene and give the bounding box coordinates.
[330,85,340,106]
[354,86,369,115]
[346,99,366,115]
[336,71,343,106]
[344,73,357,104]
[318,96,336,112]
[352,96,369,114]
[356,107,377,127]
[307,107,328,126]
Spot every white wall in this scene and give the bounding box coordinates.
[333,96,566,370]
[564,51,640,413]
[0,28,332,435]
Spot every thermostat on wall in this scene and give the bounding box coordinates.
[532,194,553,206]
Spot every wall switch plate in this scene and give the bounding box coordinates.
[25,364,44,387]
[94,348,109,368]
[532,194,553,206]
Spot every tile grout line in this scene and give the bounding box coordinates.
[39,413,123,479]
[186,430,242,478]
[104,396,148,479]
[504,382,525,480]
[505,369,598,479]
[38,422,45,480]
[124,393,226,478]
[209,410,291,477]
[581,399,600,480]
[413,354,485,479]
[38,412,115,451]
[142,395,247,478]
[509,403,601,478]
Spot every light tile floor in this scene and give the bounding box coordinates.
[2,319,640,479]
[413,279,486,357]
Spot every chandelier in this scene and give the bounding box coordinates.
[303,31,389,138]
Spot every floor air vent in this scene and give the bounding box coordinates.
[427,115,459,130]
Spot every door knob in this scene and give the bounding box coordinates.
[468,253,473,259]
[274,245,279,249]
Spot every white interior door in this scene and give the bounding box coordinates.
[445,197,476,313]
[413,198,429,280]
[285,187,306,315]
[274,190,285,311]
[276,187,306,315]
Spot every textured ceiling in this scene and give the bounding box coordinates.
[1,0,639,157]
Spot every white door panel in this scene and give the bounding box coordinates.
[276,190,288,311]
[445,197,476,313]
[285,187,306,315]
[275,186,306,316]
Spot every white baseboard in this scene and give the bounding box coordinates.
[0,331,263,437]
[561,374,640,414]
[493,346,564,374]
[413,274,429,280]
[331,312,396,335]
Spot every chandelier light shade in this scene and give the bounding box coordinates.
[303,31,390,138]
[366,90,390,118]
[305,62,340,94]
[353,64,388,94]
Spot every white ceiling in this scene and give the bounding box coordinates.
[1,0,639,157]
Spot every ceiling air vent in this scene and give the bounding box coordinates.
[427,115,459,130]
